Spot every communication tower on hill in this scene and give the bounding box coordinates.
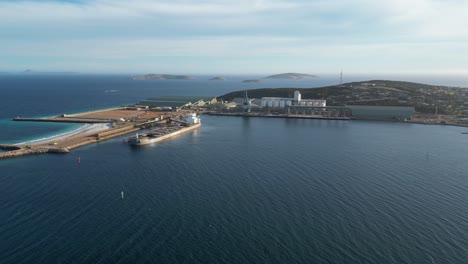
[340,69,343,85]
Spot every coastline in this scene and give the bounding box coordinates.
[406,120,468,128]
[15,111,468,149]
[14,123,112,146]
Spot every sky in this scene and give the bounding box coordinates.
[1,0,468,74]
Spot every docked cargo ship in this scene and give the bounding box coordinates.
[128,114,201,146]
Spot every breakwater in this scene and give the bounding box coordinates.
[0,144,21,151]
[0,144,70,159]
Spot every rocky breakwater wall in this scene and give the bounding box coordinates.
[0,144,70,160]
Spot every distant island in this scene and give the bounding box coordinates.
[131,74,192,80]
[209,77,225,81]
[20,70,77,75]
[242,79,260,83]
[264,73,318,79]
[218,80,468,115]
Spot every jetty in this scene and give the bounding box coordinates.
[0,144,69,159]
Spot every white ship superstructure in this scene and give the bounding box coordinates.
[183,113,200,124]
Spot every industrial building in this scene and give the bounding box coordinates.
[231,98,261,108]
[261,91,326,108]
[347,105,415,120]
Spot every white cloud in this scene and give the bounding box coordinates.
[0,0,298,22]
[354,0,468,38]
[2,0,468,39]
[2,35,465,60]
[1,0,468,73]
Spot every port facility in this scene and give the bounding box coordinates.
[1,103,204,159]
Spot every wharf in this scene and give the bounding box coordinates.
[208,112,352,120]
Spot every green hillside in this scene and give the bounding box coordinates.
[218,80,467,115]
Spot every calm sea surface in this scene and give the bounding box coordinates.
[1,75,468,263]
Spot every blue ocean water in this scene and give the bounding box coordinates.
[1,75,468,263]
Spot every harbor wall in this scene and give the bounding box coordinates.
[208,113,351,120]
[0,147,69,160]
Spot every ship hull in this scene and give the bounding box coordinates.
[128,123,201,146]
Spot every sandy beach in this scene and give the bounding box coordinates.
[15,123,111,146]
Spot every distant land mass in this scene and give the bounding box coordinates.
[218,80,468,115]
[209,77,225,81]
[20,70,77,74]
[264,73,318,79]
[131,74,192,80]
[242,79,260,83]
